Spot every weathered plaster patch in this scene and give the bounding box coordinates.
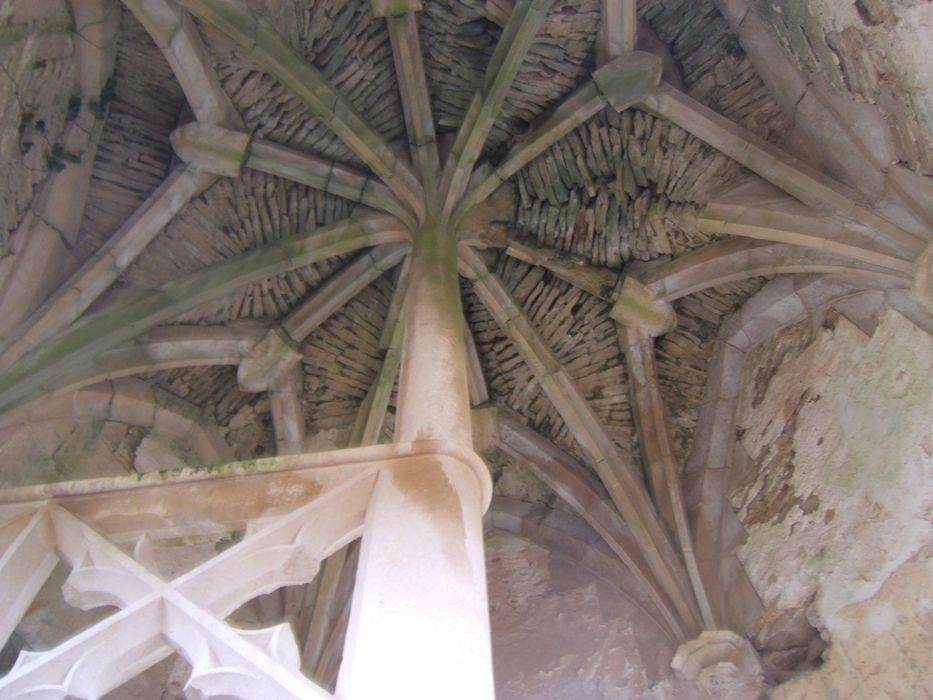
[735,308,933,629]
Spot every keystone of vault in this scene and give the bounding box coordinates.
[609,276,677,337]
[238,328,303,393]
[171,122,251,178]
[592,51,662,112]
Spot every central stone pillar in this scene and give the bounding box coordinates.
[336,223,495,700]
[394,223,474,447]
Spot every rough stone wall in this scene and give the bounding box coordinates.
[0,0,75,258]
[751,0,933,173]
[640,0,787,139]
[0,379,233,487]
[74,6,185,259]
[731,307,933,696]
[486,526,678,699]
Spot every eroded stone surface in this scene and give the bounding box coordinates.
[752,0,933,174]
[734,306,933,695]
[773,545,933,699]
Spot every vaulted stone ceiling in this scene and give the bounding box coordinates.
[1,0,930,696]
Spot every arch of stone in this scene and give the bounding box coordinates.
[0,0,928,698]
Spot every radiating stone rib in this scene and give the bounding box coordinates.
[496,410,689,640]
[456,82,605,220]
[464,321,490,406]
[385,11,441,187]
[350,262,409,446]
[507,235,909,325]
[0,167,216,367]
[0,325,265,406]
[121,0,243,128]
[699,181,915,272]
[461,247,703,635]
[314,591,353,690]
[0,217,409,416]
[455,52,661,222]
[597,0,637,64]
[639,83,928,259]
[301,543,359,685]
[439,0,556,218]
[505,239,620,300]
[248,140,417,229]
[170,123,417,228]
[619,327,717,629]
[630,238,912,303]
[176,0,425,222]
[238,245,409,393]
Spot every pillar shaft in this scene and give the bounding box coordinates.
[338,225,494,700]
[395,225,474,447]
[336,455,494,700]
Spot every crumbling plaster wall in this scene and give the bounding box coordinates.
[730,306,933,696]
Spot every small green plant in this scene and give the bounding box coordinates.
[66,96,81,121]
[17,108,41,157]
[33,59,47,69]
[45,143,82,172]
[88,76,117,119]
[17,111,34,134]
[723,35,744,59]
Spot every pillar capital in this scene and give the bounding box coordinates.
[610,276,677,337]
